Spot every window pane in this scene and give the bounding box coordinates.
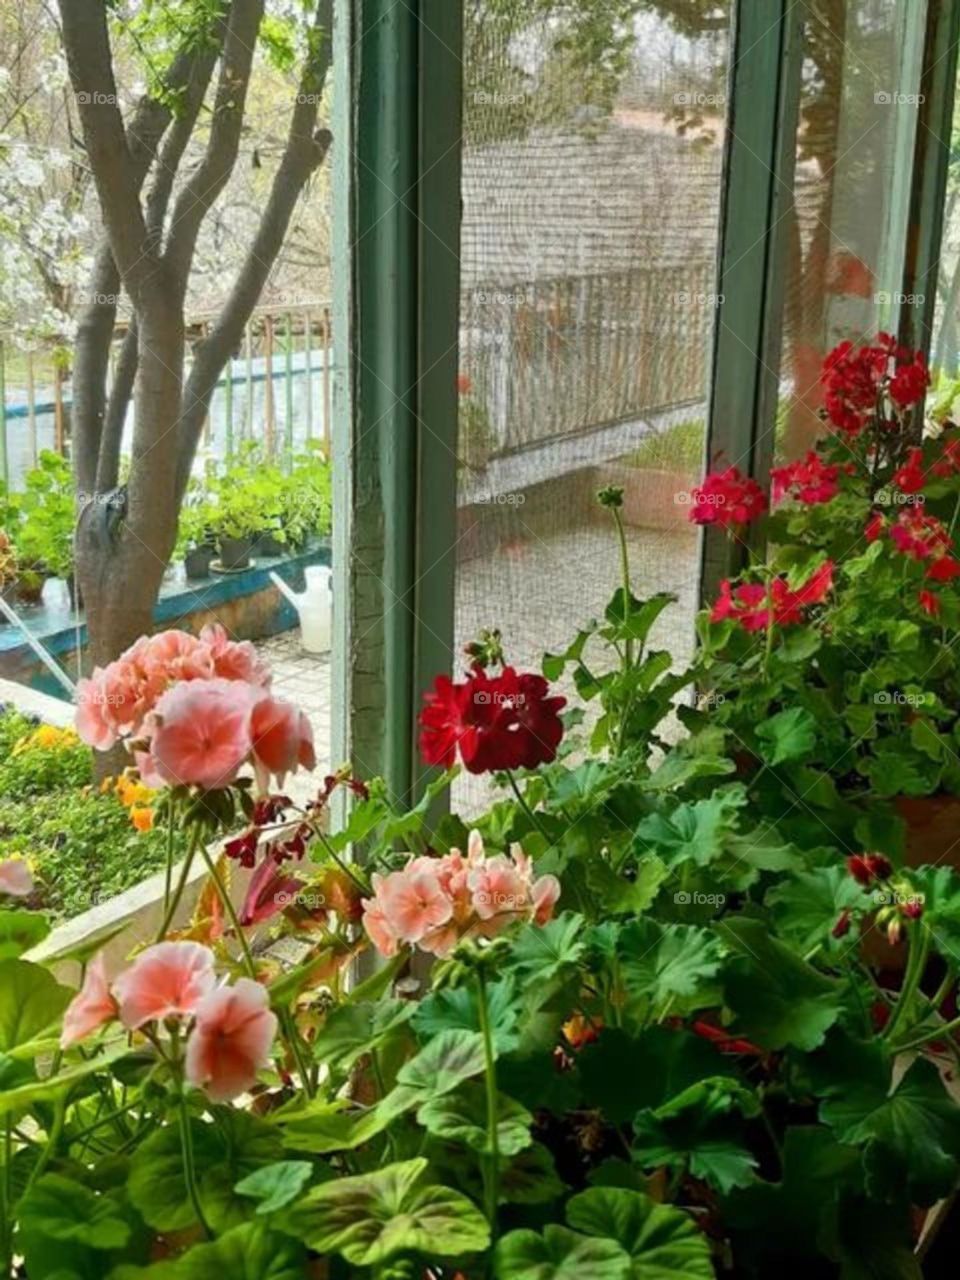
[455,1,732,809]
[778,0,926,460]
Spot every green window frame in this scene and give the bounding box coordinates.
[333,0,960,800]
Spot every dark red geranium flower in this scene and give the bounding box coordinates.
[224,828,259,868]
[902,899,924,921]
[771,451,842,506]
[892,446,926,495]
[831,909,853,938]
[847,853,892,886]
[419,667,566,774]
[820,333,928,432]
[687,466,767,530]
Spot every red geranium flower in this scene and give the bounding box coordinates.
[889,353,929,409]
[687,466,767,530]
[419,667,566,774]
[770,451,842,506]
[711,561,834,632]
[892,446,926,495]
[820,333,928,432]
[933,436,960,477]
[918,589,941,617]
[927,556,960,582]
[865,512,886,542]
[889,509,952,561]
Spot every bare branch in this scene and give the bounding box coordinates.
[164,0,265,296]
[176,0,333,494]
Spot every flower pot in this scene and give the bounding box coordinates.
[218,536,252,571]
[254,531,286,558]
[184,545,215,581]
[898,794,960,871]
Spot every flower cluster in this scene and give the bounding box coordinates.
[76,626,315,793]
[76,624,269,750]
[361,831,560,958]
[771,451,844,506]
[869,509,960,583]
[419,666,566,773]
[60,942,276,1103]
[711,561,834,632]
[821,333,928,434]
[686,466,767,530]
[105,770,158,832]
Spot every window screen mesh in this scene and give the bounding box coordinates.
[778,0,924,461]
[454,2,732,809]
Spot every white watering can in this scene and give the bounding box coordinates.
[270,566,332,655]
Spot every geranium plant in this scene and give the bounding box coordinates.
[7,347,960,1276]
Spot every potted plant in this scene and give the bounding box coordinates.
[176,484,217,580]
[687,333,959,870]
[279,445,332,550]
[205,477,265,571]
[12,451,75,604]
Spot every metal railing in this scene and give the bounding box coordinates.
[0,302,334,489]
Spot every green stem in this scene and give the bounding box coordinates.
[885,923,930,1041]
[894,1013,960,1055]
[163,797,178,921]
[612,505,634,669]
[178,1091,210,1239]
[505,770,550,846]
[1,1120,11,1280]
[477,970,500,1244]
[156,821,205,942]
[198,845,258,979]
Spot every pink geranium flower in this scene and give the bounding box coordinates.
[113,941,217,1029]
[61,952,117,1049]
[0,858,33,897]
[184,978,278,1102]
[149,678,256,790]
[361,831,561,958]
[249,695,317,789]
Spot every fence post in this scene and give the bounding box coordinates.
[321,306,331,458]
[284,311,294,464]
[304,308,314,440]
[245,321,255,444]
[27,351,37,466]
[264,313,276,457]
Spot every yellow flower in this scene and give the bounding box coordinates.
[130,806,155,833]
[13,724,80,755]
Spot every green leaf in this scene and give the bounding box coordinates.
[566,1186,715,1279]
[235,1161,315,1215]
[634,786,747,869]
[618,919,723,1013]
[417,1081,532,1156]
[393,1027,487,1099]
[110,1223,307,1280]
[413,979,520,1053]
[279,1156,489,1265]
[579,1027,734,1125]
[278,1099,390,1154]
[631,1078,758,1194]
[603,590,675,644]
[766,866,865,953]
[494,1225,631,1280]
[507,913,585,984]
[585,853,668,915]
[813,1035,960,1205]
[642,729,734,793]
[310,999,412,1072]
[18,1173,130,1251]
[756,707,817,766]
[128,1111,283,1233]
[0,1041,131,1118]
[0,959,70,1051]
[0,909,50,959]
[719,917,843,1051]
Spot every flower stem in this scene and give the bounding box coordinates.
[198,845,258,980]
[477,969,500,1242]
[611,505,635,669]
[156,821,205,942]
[1,1120,12,1280]
[505,770,550,846]
[885,922,930,1041]
[177,1088,210,1238]
[163,797,178,921]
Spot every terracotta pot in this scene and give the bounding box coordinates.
[897,794,960,870]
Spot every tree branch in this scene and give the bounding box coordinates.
[176,0,333,495]
[164,0,264,296]
[57,0,160,310]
